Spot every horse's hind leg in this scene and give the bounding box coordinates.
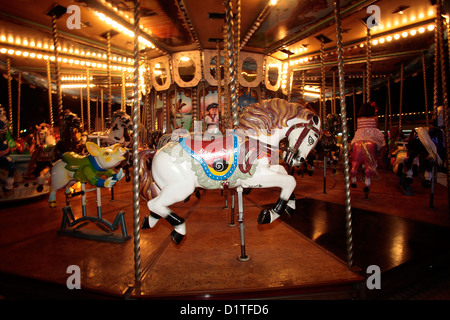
[146,182,195,245]
[350,147,362,188]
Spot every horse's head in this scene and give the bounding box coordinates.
[36,123,54,145]
[111,110,133,143]
[284,115,321,167]
[62,110,81,131]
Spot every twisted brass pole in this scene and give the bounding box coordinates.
[436,0,450,212]
[17,73,21,138]
[46,60,54,128]
[226,0,238,127]
[51,14,63,119]
[334,0,354,268]
[86,68,91,132]
[107,31,112,121]
[6,58,12,134]
[422,53,429,127]
[320,40,325,121]
[79,87,83,128]
[121,71,126,111]
[366,27,371,103]
[132,0,142,284]
[399,62,404,132]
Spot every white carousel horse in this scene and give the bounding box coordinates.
[48,142,125,207]
[139,98,321,244]
[404,126,444,188]
[89,110,132,147]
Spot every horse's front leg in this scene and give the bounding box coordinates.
[243,164,297,224]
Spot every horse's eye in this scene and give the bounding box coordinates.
[103,152,109,156]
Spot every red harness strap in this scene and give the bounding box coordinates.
[238,137,275,174]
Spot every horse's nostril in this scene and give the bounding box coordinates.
[300,157,305,163]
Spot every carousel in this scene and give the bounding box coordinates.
[0,0,449,300]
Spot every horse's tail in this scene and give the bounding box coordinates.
[138,149,158,201]
[360,141,378,177]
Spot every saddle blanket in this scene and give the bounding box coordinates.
[179,133,239,181]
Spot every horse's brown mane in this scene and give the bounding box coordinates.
[235,98,315,135]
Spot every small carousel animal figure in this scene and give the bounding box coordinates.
[350,102,386,195]
[89,110,132,147]
[139,98,321,244]
[89,110,133,181]
[48,141,126,207]
[0,105,15,191]
[302,113,342,176]
[404,107,445,188]
[23,123,57,191]
[53,109,85,160]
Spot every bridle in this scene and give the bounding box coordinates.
[284,117,321,165]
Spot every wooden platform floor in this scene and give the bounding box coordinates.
[0,164,448,300]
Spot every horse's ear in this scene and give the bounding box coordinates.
[312,115,319,125]
[86,141,101,156]
[111,143,121,152]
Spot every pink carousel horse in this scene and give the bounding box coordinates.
[350,103,386,195]
[350,141,379,194]
[139,98,321,244]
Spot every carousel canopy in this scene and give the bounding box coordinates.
[0,0,448,130]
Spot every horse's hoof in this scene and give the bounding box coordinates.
[350,183,357,188]
[363,186,370,194]
[36,185,44,192]
[421,180,431,188]
[142,216,150,229]
[48,201,56,208]
[170,230,184,245]
[308,170,314,176]
[257,209,271,224]
[412,165,419,177]
[285,205,295,217]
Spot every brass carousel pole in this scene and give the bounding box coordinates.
[366,26,371,103]
[107,31,112,122]
[100,88,104,132]
[6,58,12,134]
[422,53,429,127]
[216,41,223,125]
[227,0,248,262]
[132,0,142,284]
[79,87,84,128]
[121,70,126,111]
[16,73,21,138]
[334,0,354,268]
[86,68,91,132]
[436,0,450,211]
[46,60,54,128]
[234,0,241,112]
[226,0,238,128]
[51,13,63,119]
[320,40,325,122]
[399,62,404,132]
